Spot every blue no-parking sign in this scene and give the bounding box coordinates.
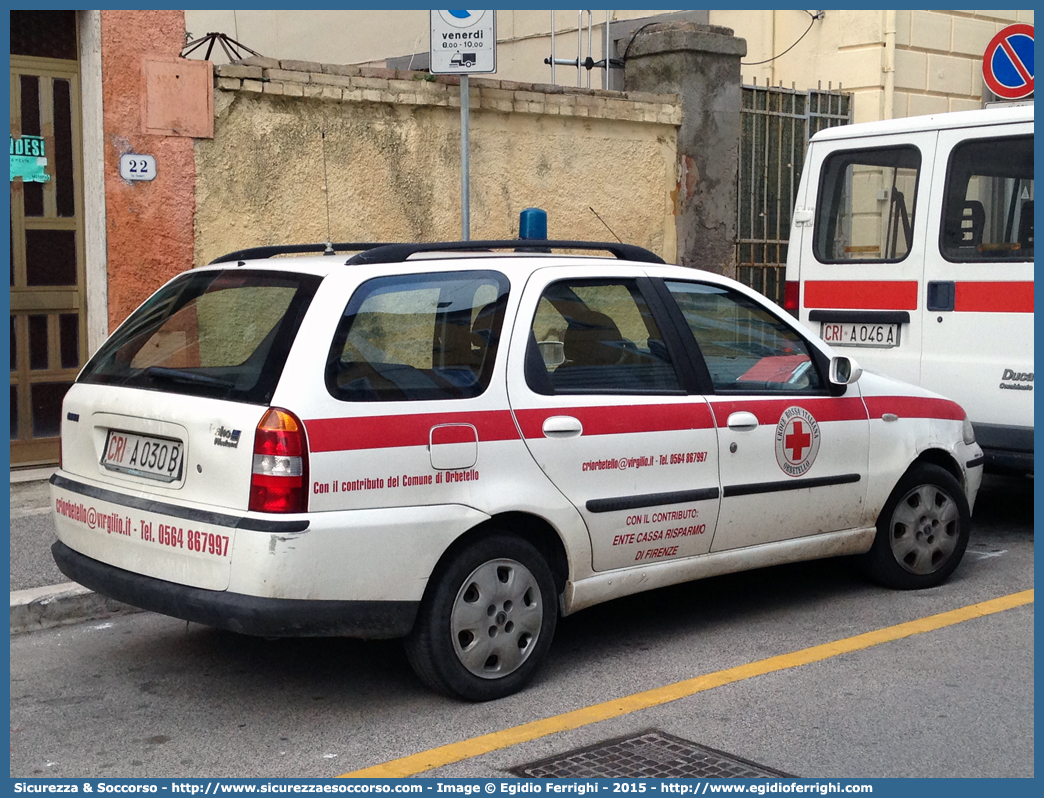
[982,23,1034,99]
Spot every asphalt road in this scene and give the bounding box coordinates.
[9,474,1034,779]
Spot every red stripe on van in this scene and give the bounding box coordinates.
[513,403,715,439]
[955,282,1033,313]
[709,397,868,426]
[863,396,965,421]
[305,410,520,453]
[804,281,919,310]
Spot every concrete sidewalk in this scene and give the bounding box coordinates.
[10,468,142,634]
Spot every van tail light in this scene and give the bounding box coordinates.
[249,408,308,514]
[784,281,800,316]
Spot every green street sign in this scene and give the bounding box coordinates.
[10,135,50,183]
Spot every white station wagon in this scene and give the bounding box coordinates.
[51,229,984,700]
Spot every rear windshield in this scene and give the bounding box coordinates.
[78,269,322,404]
[814,145,921,263]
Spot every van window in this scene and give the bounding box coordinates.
[526,279,681,395]
[666,281,822,394]
[326,271,509,402]
[940,135,1033,262]
[79,270,321,405]
[814,146,921,263]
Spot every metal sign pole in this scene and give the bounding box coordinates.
[430,10,496,241]
[461,74,470,241]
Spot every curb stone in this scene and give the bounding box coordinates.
[10,582,144,635]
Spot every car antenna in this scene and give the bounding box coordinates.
[589,206,622,243]
[321,129,334,255]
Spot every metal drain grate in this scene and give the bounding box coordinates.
[512,730,792,779]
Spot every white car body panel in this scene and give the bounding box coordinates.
[50,252,984,636]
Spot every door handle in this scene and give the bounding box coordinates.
[726,411,759,432]
[926,281,955,311]
[542,416,583,438]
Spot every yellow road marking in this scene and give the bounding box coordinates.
[342,589,1033,778]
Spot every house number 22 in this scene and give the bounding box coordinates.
[119,154,157,181]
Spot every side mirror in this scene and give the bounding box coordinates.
[829,355,862,385]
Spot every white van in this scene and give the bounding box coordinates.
[784,104,1033,474]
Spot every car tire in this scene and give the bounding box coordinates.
[862,463,970,590]
[405,532,558,701]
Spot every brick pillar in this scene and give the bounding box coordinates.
[624,23,745,277]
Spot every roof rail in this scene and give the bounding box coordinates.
[209,242,391,265]
[345,240,665,265]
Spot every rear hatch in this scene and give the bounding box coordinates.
[54,267,322,589]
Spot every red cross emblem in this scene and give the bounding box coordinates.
[775,406,821,476]
[785,421,812,462]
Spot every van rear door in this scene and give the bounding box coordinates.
[920,122,1034,468]
[793,131,938,387]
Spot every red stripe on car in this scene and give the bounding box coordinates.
[863,396,965,421]
[513,403,715,439]
[803,280,919,310]
[430,424,478,445]
[709,396,868,426]
[305,410,520,453]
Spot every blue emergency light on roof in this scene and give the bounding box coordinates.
[518,208,548,240]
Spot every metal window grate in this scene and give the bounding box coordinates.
[511,730,793,779]
[737,81,851,306]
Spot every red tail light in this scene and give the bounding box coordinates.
[249,408,308,513]
[784,280,800,316]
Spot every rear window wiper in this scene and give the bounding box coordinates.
[144,366,235,389]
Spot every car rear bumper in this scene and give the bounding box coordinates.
[973,424,1031,474]
[51,540,418,639]
[982,448,1033,475]
[50,472,489,604]
[975,423,1033,474]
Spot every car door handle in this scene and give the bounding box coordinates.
[542,416,583,438]
[726,411,759,432]
[926,280,956,311]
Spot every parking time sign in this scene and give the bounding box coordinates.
[430,10,496,74]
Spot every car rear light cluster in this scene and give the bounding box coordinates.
[783,281,800,316]
[249,407,308,513]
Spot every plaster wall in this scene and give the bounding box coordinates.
[100,9,196,329]
[194,64,680,267]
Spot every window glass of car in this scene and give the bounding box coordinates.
[326,270,509,402]
[526,279,681,394]
[814,145,921,263]
[940,134,1033,263]
[665,281,822,393]
[78,269,321,405]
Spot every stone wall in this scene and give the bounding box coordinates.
[194,58,682,267]
[624,23,745,277]
[892,10,1033,116]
